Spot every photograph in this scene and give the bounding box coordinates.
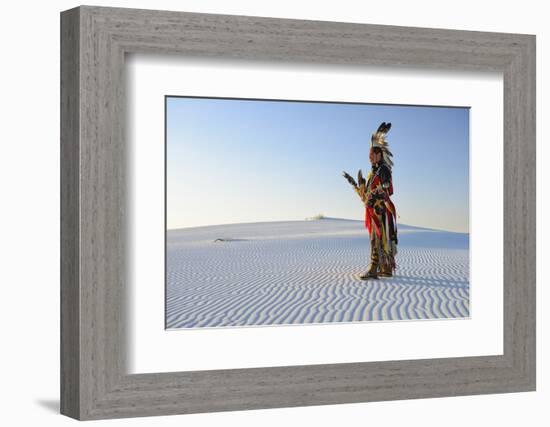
[165,96,470,329]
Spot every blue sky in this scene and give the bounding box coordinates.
[166,96,469,233]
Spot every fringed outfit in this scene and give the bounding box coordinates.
[343,122,398,279]
[363,161,398,276]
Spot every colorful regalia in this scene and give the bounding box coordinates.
[343,122,398,279]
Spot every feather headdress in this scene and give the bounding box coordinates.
[371,122,393,169]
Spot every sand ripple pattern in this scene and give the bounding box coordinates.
[166,219,470,329]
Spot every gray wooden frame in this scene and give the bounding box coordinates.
[60,5,536,421]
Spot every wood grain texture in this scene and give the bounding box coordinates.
[60,7,80,419]
[60,5,536,420]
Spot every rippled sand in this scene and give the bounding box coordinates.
[166,218,469,329]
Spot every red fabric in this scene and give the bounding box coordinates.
[363,172,396,239]
[365,206,382,238]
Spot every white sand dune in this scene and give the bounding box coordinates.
[166,218,469,329]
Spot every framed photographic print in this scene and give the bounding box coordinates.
[61,5,536,420]
[164,97,471,330]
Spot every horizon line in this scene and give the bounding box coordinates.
[167,216,469,234]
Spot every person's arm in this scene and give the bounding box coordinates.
[378,164,392,190]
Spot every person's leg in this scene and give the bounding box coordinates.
[360,233,379,280]
[378,210,394,277]
[379,259,393,277]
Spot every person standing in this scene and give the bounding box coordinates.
[343,122,398,279]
